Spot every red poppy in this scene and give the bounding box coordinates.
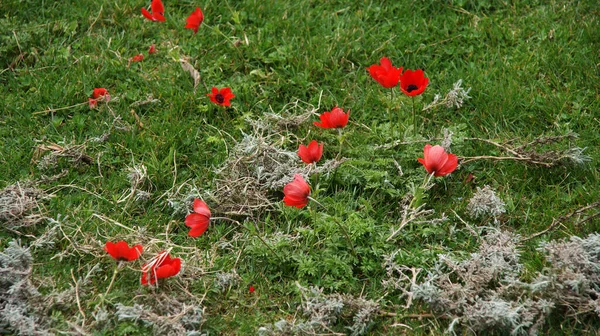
[207,87,235,107]
[92,88,110,101]
[417,144,458,177]
[185,199,211,238]
[148,44,157,54]
[88,98,98,109]
[131,54,144,62]
[141,0,165,22]
[298,140,324,164]
[399,69,429,96]
[184,7,204,34]
[313,107,350,129]
[367,57,402,88]
[283,174,310,208]
[141,251,181,285]
[249,285,255,293]
[104,241,143,262]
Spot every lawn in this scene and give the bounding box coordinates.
[1,0,600,334]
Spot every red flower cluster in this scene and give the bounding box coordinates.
[104,241,181,286]
[314,107,350,129]
[88,87,110,109]
[283,174,311,208]
[140,0,204,33]
[185,199,211,238]
[141,251,182,286]
[298,140,324,164]
[207,87,235,107]
[417,144,458,177]
[367,57,429,96]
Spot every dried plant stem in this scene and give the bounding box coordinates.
[32,101,89,115]
[387,174,436,242]
[71,269,86,326]
[379,311,435,318]
[461,135,586,167]
[460,155,553,167]
[522,201,600,241]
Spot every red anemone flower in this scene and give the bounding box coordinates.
[131,54,144,62]
[298,140,324,164]
[104,241,143,262]
[417,144,458,177]
[249,285,255,293]
[92,88,110,101]
[367,57,402,88]
[185,199,211,238]
[399,69,429,96]
[141,251,181,285]
[141,0,166,22]
[207,87,235,107]
[283,174,310,208]
[88,98,98,109]
[185,7,204,34]
[148,44,157,54]
[313,107,350,129]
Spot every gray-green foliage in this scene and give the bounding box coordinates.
[413,231,600,335]
[0,241,52,336]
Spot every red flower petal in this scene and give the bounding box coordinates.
[153,12,166,22]
[185,213,210,237]
[155,258,181,279]
[207,87,235,106]
[417,144,457,177]
[141,8,154,20]
[367,57,402,88]
[185,7,204,34]
[151,0,164,16]
[192,199,211,217]
[283,174,310,208]
[436,153,458,177]
[141,253,182,285]
[92,88,108,99]
[298,140,323,164]
[399,69,429,96]
[104,241,142,261]
[314,107,349,129]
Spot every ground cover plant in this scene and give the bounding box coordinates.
[1,0,600,334]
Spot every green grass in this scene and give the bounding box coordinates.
[1,0,600,334]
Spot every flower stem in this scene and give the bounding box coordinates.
[337,128,344,158]
[311,165,320,198]
[332,218,359,260]
[104,264,119,298]
[408,173,434,210]
[412,96,417,136]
